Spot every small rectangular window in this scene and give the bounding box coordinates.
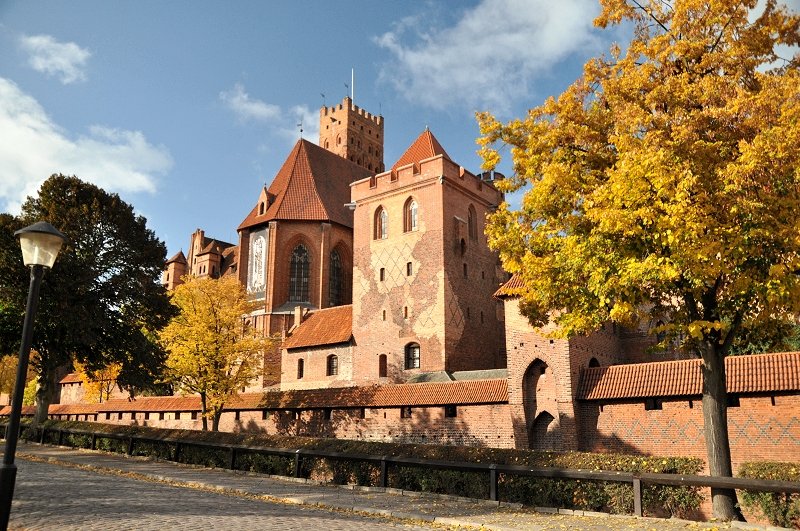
[644,398,663,411]
[359,407,366,419]
[118,412,123,420]
[175,412,181,420]
[159,412,165,421]
[380,268,385,281]
[144,412,150,420]
[105,412,111,420]
[401,406,412,419]
[406,262,412,276]
[235,410,241,420]
[444,405,457,418]
[324,408,332,420]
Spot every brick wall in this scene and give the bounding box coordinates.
[577,394,800,471]
[350,154,505,382]
[281,343,354,390]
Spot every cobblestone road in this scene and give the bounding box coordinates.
[4,442,760,531]
[9,458,428,530]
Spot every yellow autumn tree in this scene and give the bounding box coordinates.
[0,354,19,404]
[73,360,122,403]
[159,275,274,431]
[478,0,799,521]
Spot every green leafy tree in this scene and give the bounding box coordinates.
[478,0,799,520]
[0,175,175,422]
[160,275,275,431]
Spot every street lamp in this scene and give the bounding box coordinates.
[0,221,65,531]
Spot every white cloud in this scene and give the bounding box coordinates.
[0,77,172,213]
[220,83,281,122]
[18,34,91,84]
[376,0,602,112]
[220,84,320,147]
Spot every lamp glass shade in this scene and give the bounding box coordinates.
[16,223,65,268]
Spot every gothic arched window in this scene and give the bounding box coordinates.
[404,198,418,232]
[468,204,478,240]
[289,244,310,303]
[327,354,339,376]
[374,207,388,240]
[404,343,420,370]
[329,249,343,306]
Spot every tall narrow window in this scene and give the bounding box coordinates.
[329,250,343,306]
[468,205,478,240]
[374,207,388,239]
[405,343,420,369]
[404,198,418,232]
[289,244,310,302]
[327,354,339,376]
[297,359,304,379]
[378,354,388,377]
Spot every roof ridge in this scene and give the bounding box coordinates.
[299,140,333,220]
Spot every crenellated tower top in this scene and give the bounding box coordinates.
[319,96,384,174]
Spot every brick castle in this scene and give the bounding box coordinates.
[6,97,799,478]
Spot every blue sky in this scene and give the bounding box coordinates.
[1,1,794,256]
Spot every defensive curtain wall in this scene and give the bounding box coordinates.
[5,350,799,474]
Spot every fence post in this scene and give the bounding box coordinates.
[633,476,642,517]
[91,433,97,450]
[229,447,237,470]
[489,464,498,501]
[173,442,181,463]
[127,436,134,456]
[380,456,389,488]
[294,449,302,478]
[39,426,45,444]
[57,429,64,446]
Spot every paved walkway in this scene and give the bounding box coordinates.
[5,442,773,530]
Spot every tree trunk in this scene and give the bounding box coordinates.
[200,392,208,431]
[699,341,744,521]
[33,367,57,425]
[211,407,223,432]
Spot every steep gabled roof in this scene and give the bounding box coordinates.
[239,139,372,231]
[197,239,234,257]
[392,128,451,171]
[283,305,353,349]
[166,251,187,265]
[577,351,800,400]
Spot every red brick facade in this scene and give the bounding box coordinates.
[129,97,800,486]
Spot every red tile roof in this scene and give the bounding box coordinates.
[49,403,100,415]
[283,305,353,349]
[238,139,372,231]
[391,129,451,171]
[0,405,36,417]
[493,274,525,299]
[166,251,187,265]
[78,379,508,413]
[577,351,800,400]
[59,372,83,384]
[197,239,234,257]
[97,396,203,413]
[239,378,508,409]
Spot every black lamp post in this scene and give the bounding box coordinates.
[0,221,65,531]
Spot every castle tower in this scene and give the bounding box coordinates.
[349,129,507,383]
[319,96,384,173]
[163,251,187,290]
